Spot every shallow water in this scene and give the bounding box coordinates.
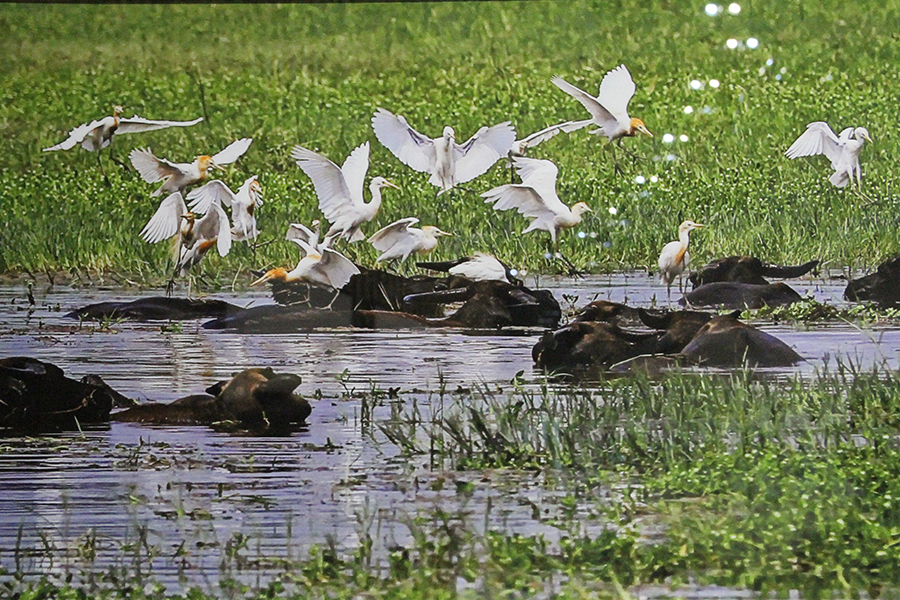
[0,272,895,591]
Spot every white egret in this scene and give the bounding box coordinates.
[448,253,514,283]
[368,217,453,264]
[658,220,704,306]
[551,65,652,172]
[130,138,252,197]
[482,157,592,245]
[291,142,399,242]
[286,220,321,251]
[371,107,516,193]
[187,175,264,242]
[252,235,360,308]
[785,122,873,189]
[140,191,232,295]
[43,105,203,183]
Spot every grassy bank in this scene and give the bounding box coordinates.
[1,2,900,284]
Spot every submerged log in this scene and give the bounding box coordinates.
[689,256,819,288]
[66,297,244,321]
[681,282,802,310]
[0,357,134,432]
[114,368,309,431]
[844,256,900,307]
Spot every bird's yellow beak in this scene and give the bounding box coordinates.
[438,230,453,237]
[385,179,400,190]
[251,269,274,286]
[637,124,653,137]
[209,159,224,172]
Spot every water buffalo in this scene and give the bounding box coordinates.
[681,282,802,310]
[67,297,243,321]
[689,256,819,288]
[678,313,803,367]
[844,256,900,307]
[1,357,133,432]
[114,368,309,431]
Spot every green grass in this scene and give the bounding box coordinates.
[2,2,900,284]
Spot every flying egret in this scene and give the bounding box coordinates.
[659,220,704,306]
[509,121,593,157]
[252,234,360,308]
[140,191,232,295]
[291,142,399,242]
[187,175,264,242]
[43,105,203,184]
[371,107,516,193]
[482,157,591,244]
[368,217,453,264]
[418,252,516,283]
[130,138,252,197]
[551,65,652,173]
[785,122,873,190]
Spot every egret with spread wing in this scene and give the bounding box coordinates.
[785,122,873,189]
[286,220,321,251]
[43,105,203,183]
[368,217,452,264]
[509,121,592,157]
[140,192,232,296]
[291,142,398,242]
[187,175,264,242]
[252,234,360,308]
[418,252,517,283]
[551,65,652,173]
[658,220,704,306]
[372,107,516,193]
[130,138,252,197]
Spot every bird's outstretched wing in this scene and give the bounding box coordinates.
[484,158,566,219]
[292,145,359,222]
[368,217,418,252]
[597,64,636,120]
[116,116,203,135]
[212,138,252,165]
[516,120,591,152]
[785,122,842,163]
[140,192,187,244]
[319,247,361,289]
[551,76,618,134]
[194,202,232,257]
[187,180,235,214]
[371,108,436,174]
[42,119,106,152]
[453,122,517,184]
[130,148,188,183]
[286,222,321,248]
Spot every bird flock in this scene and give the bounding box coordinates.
[43,64,872,302]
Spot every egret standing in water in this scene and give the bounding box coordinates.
[130,138,252,197]
[482,157,591,272]
[43,105,203,184]
[187,175,264,242]
[371,107,516,193]
[658,220,704,306]
[292,142,399,242]
[140,192,232,296]
[551,65,653,174]
[368,217,453,265]
[252,235,360,308]
[785,122,873,191]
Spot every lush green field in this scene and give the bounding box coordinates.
[1,1,900,284]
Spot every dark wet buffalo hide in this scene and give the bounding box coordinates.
[115,368,309,431]
[67,297,243,321]
[0,357,134,432]
[678,313,803,367]
[532,308,712,370]
[844,256,900,307]
[680,282,802,310]
[689,256,819,288]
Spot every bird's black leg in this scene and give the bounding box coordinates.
[108,145,128,171]
[97,152,111,187]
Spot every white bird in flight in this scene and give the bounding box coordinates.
[286,220,321,251]
[187,175,264,242]
[551,65,652,172]
[291,142,398,242]
[368,217,453,264]
[482,157,592,245]
[658,220,704,306]
[130,138,252,197]
[139,191,232,295]
[43,105,203,182]
[785,122,873,189]
[252,234,360,308]
[508,121,592,157]
[371,107,516,193]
